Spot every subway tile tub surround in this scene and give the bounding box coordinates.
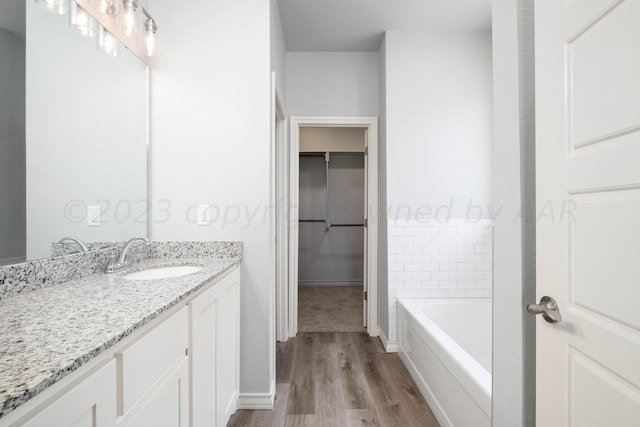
[387,219,493,342]
[0,241,241,420]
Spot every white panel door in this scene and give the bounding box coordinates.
[535,0,640,425]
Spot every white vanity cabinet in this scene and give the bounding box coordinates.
[189,267,240,427]
[118,357,189,427]
[20,360,117,427]
[117,307,189,426]
[0,264,240,427]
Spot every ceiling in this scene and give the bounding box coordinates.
[277,0,492,52]
[0,0,25,36]
[2,1,491,49]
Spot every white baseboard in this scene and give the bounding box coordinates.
[378,327,398,353]
[238,380,275,410]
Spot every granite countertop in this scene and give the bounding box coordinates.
[0,257,239,419]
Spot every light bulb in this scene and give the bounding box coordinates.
[69,1,98,38]
[116,0,140,38]
[97,26,120,57]
[34,0,68,15]
[140,18,160,58]
[99,0,119,15]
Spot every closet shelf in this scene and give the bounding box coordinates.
[298,219,364,227]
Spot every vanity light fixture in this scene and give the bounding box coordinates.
[33,0,159,62]
[97,26,120,57]
[35,0,68,15]
[69,1,98,38]
[116,0,140,38]
[98,0,120,16]
[140,11,160,58]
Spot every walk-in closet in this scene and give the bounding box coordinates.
[297,127,366,332]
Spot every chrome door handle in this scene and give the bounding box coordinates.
[527,296,562,323]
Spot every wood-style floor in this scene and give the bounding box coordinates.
[227,332,440,427]
[298,286,365,333]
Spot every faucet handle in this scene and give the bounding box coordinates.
[105,253,118,273]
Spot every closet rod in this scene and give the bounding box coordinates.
[299,152,327,157]
[298,220,364,227]
[299,151,365,155]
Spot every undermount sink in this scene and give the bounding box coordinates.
[122,265,203,280]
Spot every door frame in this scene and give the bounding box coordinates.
[286,116,379,338]
[273,76,288,343]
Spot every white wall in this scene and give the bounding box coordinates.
[385,31,493,221]
[299,127,365,152]
[0,29,25,262]
[149,0,273,395]
[491,0,536,425]
[26,2,147,260]
[286,52,379,116]
[270,0,286,100]
[380,31,493,342]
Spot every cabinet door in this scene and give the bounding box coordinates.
[119,356,189,427]
[21,360,116,427]
[116,307,188,417]
[189,282,218,426]
[215,270,240,427]
[189,267,240,427]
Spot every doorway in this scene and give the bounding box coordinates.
[298,131,366,332]
[283,116,378,339]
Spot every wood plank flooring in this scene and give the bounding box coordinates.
[298,286,365,333]
[227,332,440,427]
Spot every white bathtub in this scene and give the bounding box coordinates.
[397,299,492,427]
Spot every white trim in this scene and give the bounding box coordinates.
[287,116,379,338]
[273,75,289,343]
[378,327,399,353]
[237,393,275,410]
[237,380,276,410]
[287,118,299,337]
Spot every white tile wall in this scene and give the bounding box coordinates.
[387,219,493,341]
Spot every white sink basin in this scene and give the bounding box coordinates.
[123,265,203,280]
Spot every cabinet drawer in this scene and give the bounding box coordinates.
[115,307,188,417]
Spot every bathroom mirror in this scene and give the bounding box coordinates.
[0,0,148,264]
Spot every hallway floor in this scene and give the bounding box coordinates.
[227,332,440,427]
[298,285,365,333]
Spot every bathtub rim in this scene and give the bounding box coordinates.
[397,298,492,417]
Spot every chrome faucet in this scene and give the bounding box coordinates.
[58,236,89,253]
[105,237,150,273]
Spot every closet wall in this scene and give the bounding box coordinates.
[298,127,366,286]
